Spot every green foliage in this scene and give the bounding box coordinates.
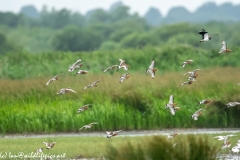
[99,41,120,51]
[106,135,218,160]
[1,45,240,79]
[0,33,23,55]
[52,25,103,52]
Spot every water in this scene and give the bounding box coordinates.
[1,128,240,139]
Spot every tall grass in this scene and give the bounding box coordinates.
[106,135,218,160]
[0,67,240,133]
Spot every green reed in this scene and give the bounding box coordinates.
[0,67,240,133]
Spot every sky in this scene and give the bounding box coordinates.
[0,0,239,16]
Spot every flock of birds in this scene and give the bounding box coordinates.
[166,131,240,154]
[35,28,240,156]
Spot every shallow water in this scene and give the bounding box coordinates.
[1,128,240,139]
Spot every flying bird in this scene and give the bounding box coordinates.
[183,69,203,81]
[74,70,89,76]
[222,140,231,149]
[182,59,193,68]
[103,65,119,72]
[106,130,123,138]
[68,59,82,72]
[84,80,101,90]
[191,108,203,120]
[165,95,181,115]
[232,145,240,153]
[79,122,98,130]
[219,40,232,54]
[226,102,240,108]
[45,74,63,86]
[198,28,219,42]
[214,134,236,141]
[167,131,178,139]
[180,79,195,86]
[77,104,92,113]
[116,59,130,71]
[42,142,56,149]
[146,60,157,79]
[57,88,76,95]
[183,69,203,76]
[119,73,130,83]
[196,99,214,106]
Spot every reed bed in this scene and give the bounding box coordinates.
[0,67,240,133]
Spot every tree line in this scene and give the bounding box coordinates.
[0,1,240,54]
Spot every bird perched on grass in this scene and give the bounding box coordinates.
[146,60,157,79]
[45,74,64,86]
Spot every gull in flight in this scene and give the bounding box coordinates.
[198,28,219,42]
[84,80,101,90]
[79,122,98,130]
[191,108,203,120]
[119,73,130,83]
[57,88,76,95]
[165,95,181,115]
[103,65,119,72]
[219,40,232,54]
[182,59,193,68]
[45,74,63,86]
[146,60,157,79]
[106,130,123,138]
[116,59,130,71]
